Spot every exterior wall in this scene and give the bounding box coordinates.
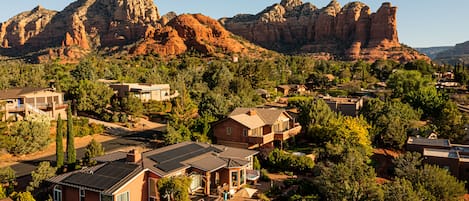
[406,144,450,154]
[458,161,469,181]
[219,168,230,187]
[62,186,79,201]
[214,119,250,147]
[114,171,147,201]
[109,85,130,98]
[423,156,460,177]
[84,190,100,201]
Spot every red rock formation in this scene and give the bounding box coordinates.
[222,0,428,62]
[132,14,259,57]
[0,6,57,48]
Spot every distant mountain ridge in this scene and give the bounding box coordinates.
[221,0,428,62]
[434,41,469,65]
[415,46,452,59]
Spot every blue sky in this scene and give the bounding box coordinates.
[1,0,468,48]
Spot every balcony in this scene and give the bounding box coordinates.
[248,133,274,145]
[6,103,68,113]
[274,124,302,141]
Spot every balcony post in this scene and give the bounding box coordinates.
[205,171,211,195]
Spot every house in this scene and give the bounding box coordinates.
[321,96,364,116]
[0,87,67,120]
[47,142,259,201]
[406,136,469,181]
[213,108,302,150]
[276,85,307,96]
[109,83,179,102]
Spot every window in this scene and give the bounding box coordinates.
[53,186,62,201]
[116,192,129,201]
[79,189,85,201]
[231,171,238,188]
[240,169,245,185]
[226,127,232,135]
[243,129,248,137]
[149,178,157,201]
[215,172,220,185]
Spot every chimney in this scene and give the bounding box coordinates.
[126,149,141,163]
[247,109,257,116]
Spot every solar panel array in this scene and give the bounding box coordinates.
[148,143,218,172]
[63,162,139,190]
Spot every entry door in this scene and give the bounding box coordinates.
[190,174,202,191]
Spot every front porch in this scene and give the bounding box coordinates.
[188,166,259,200]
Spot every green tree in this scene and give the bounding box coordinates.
[70,80,114,114]
[361,99,421,149]
[27,161,57,192]
[71,60,97,81]
[314,151,383,201]
[253,156,261,170]
[83,139,105,166]
[66,107,76,167]
[4,115,51,155]
[383,178,422,201]
[121,95,144,118]
[56,114,64,168]
[404,87,446,119]
[412,165,466,201]
[0,185,6,199]
[434,101,466,142]
[387,70,433,98]
[0,166,15,190]
[11,191,36,201]
[157,176,192,201]
[288,98,335,132]
[393,152,422,179]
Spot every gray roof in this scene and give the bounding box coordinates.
[229,108,291,125]
[407,137,451,147]
[0,87,49,99]
[143,142,258,176]
[48,162,142,195]
[49,142,258,194]
[93,151,127,162]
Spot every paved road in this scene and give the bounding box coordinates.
[10,129,162,178]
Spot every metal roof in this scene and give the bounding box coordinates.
[407,137,451,147]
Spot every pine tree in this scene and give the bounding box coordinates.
[56,114,64,168]
[66,106,76,168]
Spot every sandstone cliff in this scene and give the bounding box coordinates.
[0,6,57,48]
[0,0,265,62]
[0,0,160,62]
[131,14,260,57]
[221,0,427,62]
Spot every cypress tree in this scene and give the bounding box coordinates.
[56,114,64,168]
[66,106,76,167]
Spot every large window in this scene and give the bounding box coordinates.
[53,186,62,201]
[243,129,248,137]
[149,178,157,201]
[116,192,129,201]
[231,171,238,188]
[252,127,263,136]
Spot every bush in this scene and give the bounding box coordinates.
[2,116,51,155]
[267,149,314,172]
[157,176,191,201]
[260,169,270,182]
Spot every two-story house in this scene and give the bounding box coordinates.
[109,83,179,102]
[47,142,259,201]
[213,108,302,150]
[0,87,67,120]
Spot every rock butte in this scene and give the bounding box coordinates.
[221,0,429,62]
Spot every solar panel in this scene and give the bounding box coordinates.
[156,161,187,172]
[63,162,138,190]
[148,143,205,163]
